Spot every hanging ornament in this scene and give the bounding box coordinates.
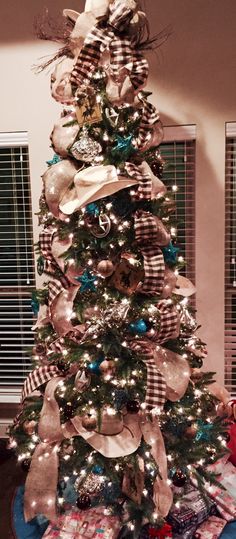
[23,420,37,436]
[109,259,144,296]
[76,269,97,292]
[126,400,141,414]
[97,260,115,278]
[81,414,97,431]
[111,134,136,161]
[75,472,103,499]
[70,127,102,163]
[46,153,62,166]
[172,469,187,487]
[99,359,116,376]
[37,255,45,276]
[85,202,100,217]
[75,369,91,391]
[191,356,203,369]
[89,214,111,238]
[21,459,31,472]
[185,424,198,439]
[181,309,198,333]
[162,242,180,265]
[88,356,104,375]
[129,319,148,334]
[92,465,104,475]
[76,494,91,510]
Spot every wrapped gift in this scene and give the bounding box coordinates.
[193,515,227,538]
[168,484,216,534]
[201,483,236,521]
[207,459,236,500]
[42,507,121,539]
[173,529,197,539]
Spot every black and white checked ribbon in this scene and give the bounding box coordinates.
[22,365,59,402]
[130,340,166,411]
[134,211,165,295]
[39,228,70,305]
[125,162,152,200]
[157,300,180,343]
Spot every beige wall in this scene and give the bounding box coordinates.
[1,0,236,385]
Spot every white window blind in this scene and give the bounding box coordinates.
[161,125,196,286]
[225,122,236,396]
[0,132,35,402]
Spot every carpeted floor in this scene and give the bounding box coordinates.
[0,439,26,538]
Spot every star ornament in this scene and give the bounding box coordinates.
[111,134,136,160]
[76,269,97,293]
[46,153,62,166]
[162,242,180,264]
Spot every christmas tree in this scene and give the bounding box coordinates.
[10,1,232,537]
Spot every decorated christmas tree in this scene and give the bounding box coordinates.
[10,1,235,538]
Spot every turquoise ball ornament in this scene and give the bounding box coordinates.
[129,319,148,334]
[88,357,104,376]
[92,465,104,475]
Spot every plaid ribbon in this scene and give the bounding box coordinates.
[22,365,59,401]
[125,162,152,200]
[70,1,149,92]
[130,340,166,411]
[136,96,160,149]
[134,211,165,295]
[157,300,180,343]
[39,228,70,306]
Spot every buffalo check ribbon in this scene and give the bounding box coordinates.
[22,365,60,401]
[157,299,180,343]
[134,211,165,295]
[125,162,153,200]
[39,227,70,306]
[129,339,166,411]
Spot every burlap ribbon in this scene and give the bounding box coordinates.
[70,0,159,148]
[134,211,166,295]
[141,419,173,517]
[24,377,65,521]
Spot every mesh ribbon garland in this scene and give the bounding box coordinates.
[134,211,165,295]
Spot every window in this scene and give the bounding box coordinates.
[0,132,35,403]
[160,125,196,286]
[225,122,236,396]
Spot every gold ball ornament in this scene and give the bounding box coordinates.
[23,420,37,435]
[99,359,116,376]
[81,414,97,431]
[97,260,115,278]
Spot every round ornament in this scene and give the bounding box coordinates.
[89,214,111,238]
[76,494,91,510]
[21,459,31,472]
[23,420,37,436]
[92,465,104,475]
[88,357,104,375]
[191,357,203,369]
[126,400,140,414]
[185,424,198,439]
[81,414,97,431]
[99,359,116,376]
[129,319,148,334]
[97,260,115,278]
[172,469,187,487]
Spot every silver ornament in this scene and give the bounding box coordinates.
[75,369,91,391]
[90,214,111,238]
[70,127,102,163]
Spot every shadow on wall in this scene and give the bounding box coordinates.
[0,0,84,43]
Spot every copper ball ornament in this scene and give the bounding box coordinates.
[99,359,116,376]
[172,469,187,487]
[76,494,91,510]
[185,424,198,439]
[97,260,115,278]
[23,420,37,436]
[81,414,97,431]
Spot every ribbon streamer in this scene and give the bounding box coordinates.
[129,339,166,411]
[24,377,66,522]
[134,211,165,295]
[22,365,59,402]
